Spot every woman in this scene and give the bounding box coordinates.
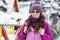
[17,1,53,40]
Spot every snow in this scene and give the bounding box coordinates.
[0,3,30,25]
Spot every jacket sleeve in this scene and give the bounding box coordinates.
[17,22,27,40]
[41,22,53,40]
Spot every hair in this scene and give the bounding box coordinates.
[26,13,45,33]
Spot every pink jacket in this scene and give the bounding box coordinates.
[18,22,53,40]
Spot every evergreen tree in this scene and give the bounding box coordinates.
[0,0,7,12]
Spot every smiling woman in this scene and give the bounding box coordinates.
[17,1,53,40]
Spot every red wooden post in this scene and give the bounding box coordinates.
[2,26,9,40]
[13,0,19,12]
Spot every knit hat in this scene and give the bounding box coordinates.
[29,1,43,13]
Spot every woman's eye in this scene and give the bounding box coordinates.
[32,11,35,13]
[36,11,40,13]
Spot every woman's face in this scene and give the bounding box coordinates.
[31,10,40,18]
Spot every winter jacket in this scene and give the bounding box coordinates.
[18,22,53,40]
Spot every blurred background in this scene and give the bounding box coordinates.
[0,0,60,40]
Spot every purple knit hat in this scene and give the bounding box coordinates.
[29,1,43,13]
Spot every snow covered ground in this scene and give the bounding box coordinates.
[0,1,31,25]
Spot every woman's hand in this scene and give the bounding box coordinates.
[23,26,28,34]
[38,28,45,36]
[15,36,20,40]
